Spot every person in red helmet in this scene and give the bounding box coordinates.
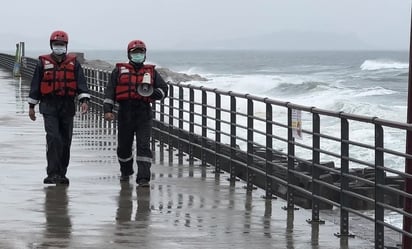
[28,30,90,185]
[103,39,168,187]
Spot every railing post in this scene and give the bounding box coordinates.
[307,112,324,224]
[107,71,116,135]
[151,100,157,153]
[246,98,254,191]
[13,42,23,77]
[403,6,412,248]
[214,92,222,175]
[375,123,385,248]
[159,96,165,162]
[96,70,103,110]
[265,102,274,199]
[201,89,207,166]
[335,117,354,238]
[229,95,237,182]
[284,107,296,211]
[168,85,175,163]
[188,88,195,164]
[177,86,184,164]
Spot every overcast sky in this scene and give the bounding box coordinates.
[0,0,411,51]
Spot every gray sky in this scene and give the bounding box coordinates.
[0,0,411,50]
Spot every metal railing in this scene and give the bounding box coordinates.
[1,52,411,248]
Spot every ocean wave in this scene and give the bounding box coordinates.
[352,86,396,97]
[274,81,331,94]
[397,72,408,77]
[327,101,404,121]
[269,80,394,98]
[360,59,408,71]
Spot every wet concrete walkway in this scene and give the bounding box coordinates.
[0,68,375,249]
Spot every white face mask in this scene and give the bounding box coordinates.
[52,44,67,55]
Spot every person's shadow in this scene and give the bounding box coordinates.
[39,185,72,248]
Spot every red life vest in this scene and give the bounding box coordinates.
[115,63,155,102]
[39,54,77,97]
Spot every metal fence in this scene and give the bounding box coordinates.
[1,52,412,248]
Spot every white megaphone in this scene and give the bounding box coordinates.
[137,72,154,97]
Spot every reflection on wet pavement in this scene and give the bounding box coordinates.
[40,186,72,248]
[0,69,375,248]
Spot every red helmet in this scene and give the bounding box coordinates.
[127,40,146,52]
[50,30,69,44]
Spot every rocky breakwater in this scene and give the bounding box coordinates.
[74,52,208,83]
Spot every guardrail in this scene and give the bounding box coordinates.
[1,52,411,248]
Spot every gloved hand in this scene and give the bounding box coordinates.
[150,88,164,100]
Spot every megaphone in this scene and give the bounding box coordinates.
[137,73,154,97]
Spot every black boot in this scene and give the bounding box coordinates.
[43,175,58,184]
[137,179,150,187]
[58,176,70,185]
[120,175,130,182]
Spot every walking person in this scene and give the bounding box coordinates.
[28,30,90,185]
[103,39,168,187]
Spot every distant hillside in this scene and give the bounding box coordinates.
[174,30,376,51]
